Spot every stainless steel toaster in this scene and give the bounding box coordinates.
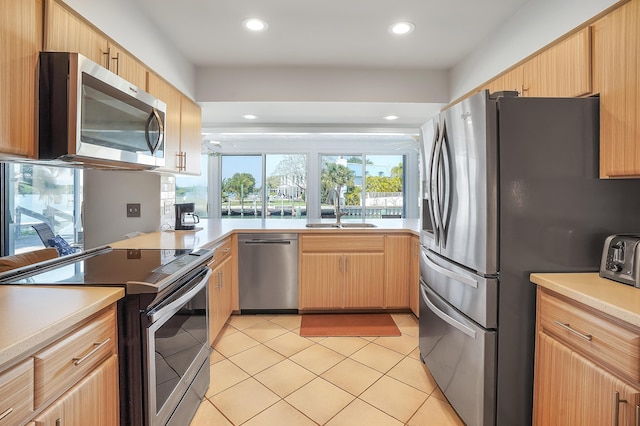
[599,234,640,287]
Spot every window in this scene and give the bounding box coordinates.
[221,155,262,218]
[175,155,209,218]
[3,163,83,255]
[266,155,307,219]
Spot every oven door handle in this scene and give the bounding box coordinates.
[420,282,476,339]
[149,268,212,323]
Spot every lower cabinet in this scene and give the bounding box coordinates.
[207,236,235,344]
[533,289,640,425]
[409,235,420,317]
[32,355,119,426]
[299,235,385,309]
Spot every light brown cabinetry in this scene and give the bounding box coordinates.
[482,27,592,98]
[533,289,640,425]
[384,235,410,308]
[409,235,420,317]
[299,235,385,309]
[592,0,640,178]
[0,304,119,426]
[208,237,235,343]
[44,0,147,89]
[0,0,41,158]
[178,95,203,175]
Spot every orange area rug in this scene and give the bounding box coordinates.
[299,313,401,337]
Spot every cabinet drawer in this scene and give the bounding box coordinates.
[0,358,34,425]
[538,289,640,384]
[300,235,384,252]
[33,307,116,408]
[211,237,232,264]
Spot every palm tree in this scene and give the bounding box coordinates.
[223,173,256,214]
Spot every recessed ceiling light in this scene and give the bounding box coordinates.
[242,114,258,120]
[389,21,415,35]
[242,18,268,32]
[384,115,399,120]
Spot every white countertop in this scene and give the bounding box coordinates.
[109,218,420,250]
[0,286,124,371]
[530,272,640,328]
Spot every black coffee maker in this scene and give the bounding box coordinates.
[175,203,200,230]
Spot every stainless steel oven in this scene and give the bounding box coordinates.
[0,246,214,426]
[146,267,211,426]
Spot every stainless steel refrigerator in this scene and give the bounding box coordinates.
[418,90,640,426]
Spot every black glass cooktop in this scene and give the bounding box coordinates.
[0,247,213,293]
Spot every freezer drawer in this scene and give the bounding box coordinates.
[419,281,496,426]
[420,247,497,329]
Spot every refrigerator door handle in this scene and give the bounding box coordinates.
[439,119,452,249]
[422,249,478,289]
[433,122,445,245]
[428,122,441,245]
[420,283,476,338]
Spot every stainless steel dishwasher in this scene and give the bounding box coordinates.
[238,233,298,313]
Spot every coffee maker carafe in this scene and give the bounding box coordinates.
[175,203,200,230]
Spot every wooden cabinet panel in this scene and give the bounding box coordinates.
[44,0,108,67]
[523,27,592,97]
[300,235,385,253]
[299,253,343,309]
[33,307,116,407]
[0,358,34,426]
[592,0,640,177]
[178,96,202,175]
[409,235,420,317]
[33,355,119,426]
[0,0,41,157]
[534,332,640,426]
[108,43,147,90]
[483,65,524,94]
[384,235,410,308]
[344,252,384,308]
[209,256,234,344]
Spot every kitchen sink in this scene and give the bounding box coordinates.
[305,223,377,228]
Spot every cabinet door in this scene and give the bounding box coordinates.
[33,355,119,426]
[523,27,592,98]
[409,235,420,317]
[384,235,410,308]
[108,43,147,89]
[148,73,182,172]
[344,252,385,308]
[179,96,202,175]
[44,0,108,67]
[0,0,40,157]
[209,257,233,344]
[483,64,524,95]
[299,253,343,309]
[534,332,640,426]
[593,0,640,178]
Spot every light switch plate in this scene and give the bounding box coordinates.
[127,203,141,217]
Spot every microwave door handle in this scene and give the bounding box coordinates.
[145,108,164,154]
[420,283,476,338]
[428,123,441,244]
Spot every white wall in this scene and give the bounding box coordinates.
[196,66,449,103]
[83,170,161,248]
[450,0,622,100]
[61,0,196,97]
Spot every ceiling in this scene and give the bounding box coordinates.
[132,0,530,132]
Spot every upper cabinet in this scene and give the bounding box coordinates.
[148,73,202,175]
[482,27,592,98]
[0,0,42,158]
[44,0,147,89]
[592,0,640,178]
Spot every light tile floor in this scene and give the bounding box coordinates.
[191,313,464,426]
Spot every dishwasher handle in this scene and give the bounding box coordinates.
[244,239,292,245]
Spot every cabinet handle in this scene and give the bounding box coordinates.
[56,419,62,426]
[553,320,592,341]
[102,47,111,69]
[112,51,120,75]
[73,338,111,366]
[217,270,222,289]
[339,256,343,273]
[176,152,187,171]
[0,408,13,421]
[636,404,639,426]
[222,248,231,253]
[613,391,627,426]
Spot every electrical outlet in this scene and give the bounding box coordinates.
[127,203,141,217]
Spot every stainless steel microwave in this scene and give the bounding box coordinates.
[38,52,166,169]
